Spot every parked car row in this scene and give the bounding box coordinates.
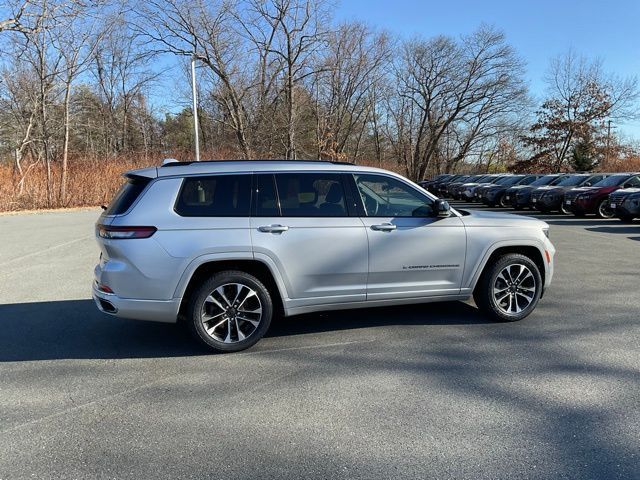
[419,172,640,221]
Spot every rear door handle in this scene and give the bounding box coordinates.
[371,223,397,232]
[258,224,289,233]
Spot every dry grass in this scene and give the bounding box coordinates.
[0,153,404,212]
[0,156,156,212]
[2,153,636,212]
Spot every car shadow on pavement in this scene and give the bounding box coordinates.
[266,301,486,338]
[0,299,486,362]
[586,226,639,235]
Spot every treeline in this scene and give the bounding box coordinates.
[1,0,639,208]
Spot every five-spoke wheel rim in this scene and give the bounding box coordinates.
[200,283,262,343]
[493,264,537,315]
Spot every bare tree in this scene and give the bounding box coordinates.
[388,26,527,180]
[313,22,390,160]
[257,0,329,159]
[0,0,45,34]
[136,0,256,158]
[54,8,104,203]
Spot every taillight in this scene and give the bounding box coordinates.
[97,225,157,239]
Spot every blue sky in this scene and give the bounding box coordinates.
[334,0,640,139]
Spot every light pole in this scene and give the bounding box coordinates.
[191,55,200,162]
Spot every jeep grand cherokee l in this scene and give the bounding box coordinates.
[94,160,555,353]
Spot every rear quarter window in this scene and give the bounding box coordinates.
[175,175,251,217]
[105,176,151,215]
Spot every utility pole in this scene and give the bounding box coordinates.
[191,55,201,162]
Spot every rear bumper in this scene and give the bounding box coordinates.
[92,283,180,323]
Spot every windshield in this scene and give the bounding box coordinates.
[472,175,492,183]
[499,176,525,186]
[529,175,558,186]
[593,175,628,187]
[557,175,588,186]
[517,175,539,185]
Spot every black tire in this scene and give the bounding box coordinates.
[596,199,615,219]
[560,203,571,215]
[498,195,508,208]
[619,215,635,223]
[473,253,543,322]
[187,270,273,353]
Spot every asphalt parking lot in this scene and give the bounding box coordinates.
[1,206,639,479]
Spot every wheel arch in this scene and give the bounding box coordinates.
[176,257,287,320]
[468,242,547,295]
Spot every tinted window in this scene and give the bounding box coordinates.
[105,176,151,215]
[255,174,279,216]
[593,175,629,187]
[175,175,251,217]
[275,173,348,217]
[584,175,605,186]
[530,175,558,186]
[354,174,433,217]
[624,175,640,187]
[557,175,589,186]
[517,175,539,185]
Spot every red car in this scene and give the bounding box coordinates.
[563,173,640,218]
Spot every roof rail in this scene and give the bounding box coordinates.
[159,159,356,168]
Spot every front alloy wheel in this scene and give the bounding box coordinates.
[597,199,615,219]
[492,264,536,315]
[474,253,542,322]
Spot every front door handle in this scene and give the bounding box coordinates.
[371,223,397,232]
[258,224,289,233]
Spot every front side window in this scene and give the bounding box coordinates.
[175,175,251,217]
[624,175,640,188]
[274,173,348,217]
[354,174,433,217]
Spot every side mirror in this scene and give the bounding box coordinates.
[435,199,451,218]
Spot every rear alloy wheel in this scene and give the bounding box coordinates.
[597,199,615,219]
[499,195,508,208]
[188,271,272,353]
[474,253,542,322]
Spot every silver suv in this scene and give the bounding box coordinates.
[94,160,555,352]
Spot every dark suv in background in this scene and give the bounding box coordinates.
[530,174,608,213]
[481,174,541,207]
[609,187,640,222]
[505,174,565,210]
[563,173,640,218]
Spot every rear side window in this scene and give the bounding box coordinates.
[175,175,251,217]
[105,176,151,215]
[275,173,348,217]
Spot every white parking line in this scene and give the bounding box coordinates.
[0,235,92,269]
[0,339,376,436]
